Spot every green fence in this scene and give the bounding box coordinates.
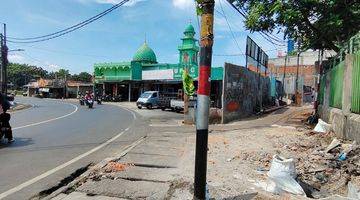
[319,76,326,104]
[329,61,344,109]
[352,51,360,114]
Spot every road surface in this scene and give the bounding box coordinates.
[0,97,143,200]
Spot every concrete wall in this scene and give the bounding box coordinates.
[222,63,272,123]
[319,54,360,142]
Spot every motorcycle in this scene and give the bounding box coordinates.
[79,96,85,106]
[86,99,94,108]
[95,96,102,105]
[0,113,12,143]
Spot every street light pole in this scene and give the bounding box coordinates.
[194,0,215,199]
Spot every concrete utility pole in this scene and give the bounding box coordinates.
[194,0,214,199]
[0,23,8,94]
[282,54,287,99]
[315,50,324,113]
[295,51,301,105]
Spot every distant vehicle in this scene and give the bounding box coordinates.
[136,91,159,109]
[96,97,102,105]
[158,93,178,111]
[86,99,94,108]
[170,98,196,113]
[79,96,85,106]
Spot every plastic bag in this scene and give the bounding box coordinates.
[266,155,305,195]
[314,119,331,133]
[348,181,360,199]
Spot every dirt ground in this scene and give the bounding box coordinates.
[176,107,360,199]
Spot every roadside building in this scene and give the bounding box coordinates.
[24,78,93,98]
[268,50,335,102]
[66,81,93,98]
[93,24,223,104]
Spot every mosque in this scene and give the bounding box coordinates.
[93,24,223,103]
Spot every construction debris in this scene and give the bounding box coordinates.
[325,138,341,153]
[313,119,332,133]
[253,127,360,198]
[103,162,132,173]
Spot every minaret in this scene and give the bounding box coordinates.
[178,23,200,67]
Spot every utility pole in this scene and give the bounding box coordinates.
[315,49,324,113]
[0,23,8,95]
[282,54,287,99]
[295,51,301,105]
[194,0,214,199]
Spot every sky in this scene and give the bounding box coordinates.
[1,0,286,74]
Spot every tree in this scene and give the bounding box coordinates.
[71,72,93,82]
[230,0,360,52]
[55,69,70,80]
[8,63,50,88]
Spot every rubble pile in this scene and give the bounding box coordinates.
[294,135,360,198]
[250,128,360,198]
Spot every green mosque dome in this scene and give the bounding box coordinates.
[132,42,157,63]
[184,24,195,34]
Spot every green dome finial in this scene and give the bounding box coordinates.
[133,42,157,63]
[184,24,195,34]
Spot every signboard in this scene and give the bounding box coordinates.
[142,69,174,80]
[173,65,197,80]
[287,39,295,53]
[246,36,269,76]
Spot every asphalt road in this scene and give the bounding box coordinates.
[0,97,143,200]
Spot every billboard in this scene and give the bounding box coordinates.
[246,36,269,76]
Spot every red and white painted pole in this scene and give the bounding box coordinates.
[194,0,215,199]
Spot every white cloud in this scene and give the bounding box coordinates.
[172,0,194,10]
[47,63,61,72]
[8,54,25,63]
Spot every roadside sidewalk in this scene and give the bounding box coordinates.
[49,103,314,200]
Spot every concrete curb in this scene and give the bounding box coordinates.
[44,137,146,200]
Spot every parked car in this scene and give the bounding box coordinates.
[136,91,159,109]
[170,98,197,113]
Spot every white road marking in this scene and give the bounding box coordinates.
[12,102,78,130]
[0,105,137,199]
[149,124,180,127]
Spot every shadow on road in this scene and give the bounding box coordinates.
[0,137,34,149]
[0,139,138,153]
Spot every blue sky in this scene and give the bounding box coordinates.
[2,0,286,74]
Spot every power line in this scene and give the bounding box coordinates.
[7,0,130,43]
[213,48,282,57]
[224,0,286,47]
[218,0,246,60]
[16,44,114,59]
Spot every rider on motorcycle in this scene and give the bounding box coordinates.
[0,93,13,143]
[84,91,92,101]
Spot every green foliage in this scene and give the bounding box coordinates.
[233,0,360,52]
[182,70,195,96]
[55,69,70,79]
[8,63,49,88]
[71,72,93,82]
[8,63,92,89]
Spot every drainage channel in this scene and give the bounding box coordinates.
[30,163,93,200]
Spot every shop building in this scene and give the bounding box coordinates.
[93,24,223,104]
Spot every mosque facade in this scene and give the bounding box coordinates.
[93,24,223,102]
